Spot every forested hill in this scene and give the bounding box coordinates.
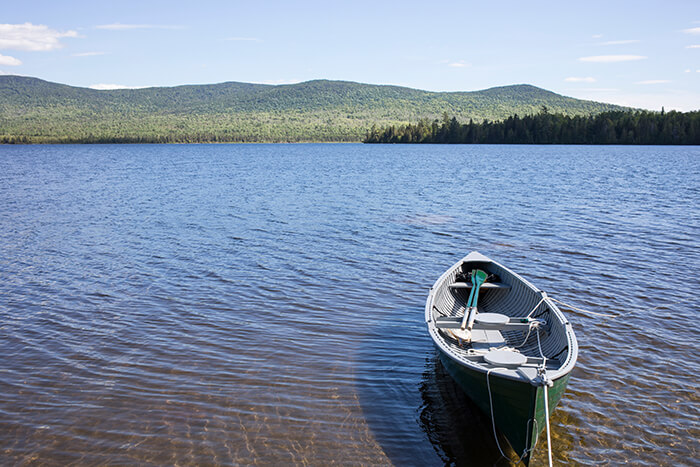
[1,75,629,143]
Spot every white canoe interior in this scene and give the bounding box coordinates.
[426,252,578,383]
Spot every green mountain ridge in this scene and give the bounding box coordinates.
[0,75,630,143]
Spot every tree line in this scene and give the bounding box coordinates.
[364,108,700,145]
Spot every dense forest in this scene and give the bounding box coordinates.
[1,76,628,144]
[364,108,700,145]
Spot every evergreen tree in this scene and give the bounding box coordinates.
[364,110,700,145]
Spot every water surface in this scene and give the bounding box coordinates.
[1,144,698,465]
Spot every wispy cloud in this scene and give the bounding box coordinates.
[225,37,261,42]
[592,34,603,39]
[0,53,22,66]
[686,44,700,49]
[447,60,470,68]
[597,39,640,46]
[0,23,78,51]
[89,83,149,90]
[579,55,647,63]
[95,23,183,30]
[635,80,671,85]
[565,76,596,83]
[683,27,700,35]
[72,51,105,57]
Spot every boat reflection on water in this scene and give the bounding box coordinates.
[419,354,516,466]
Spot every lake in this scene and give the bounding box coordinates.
[1,143,698,466]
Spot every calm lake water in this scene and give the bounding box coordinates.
[1,143,698,466]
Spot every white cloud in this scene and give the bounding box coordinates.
[598,39,640,45]
[225,37,261,42]
[592,34,603,39]
[89,83,149,90]
[0,23,78,51]
[683,27,700,35]
[687,44,700,49]
[635,80,671,85]
[448,60,470,68]
[95,23,182,30]
[72,51,105,57]
[579,55,647,63]
[0,53,21,66]
[565,76,596,83]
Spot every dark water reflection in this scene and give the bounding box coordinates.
[417,356,511,466]
[1,144,698,465]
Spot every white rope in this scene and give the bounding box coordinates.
[535,329,553,467]
[486,368,509,461]
[522,418,539,462]
[543,383,553,467]
[547,296,692,320]
[548,297,617,318]
[526,297,547,318]
[514,320,539,348]
[536,325,547,368]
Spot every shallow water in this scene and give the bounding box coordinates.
[0,143,698,465]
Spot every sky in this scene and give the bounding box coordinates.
[1,0,699,111]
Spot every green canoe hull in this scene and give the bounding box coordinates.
[438,351,571,465]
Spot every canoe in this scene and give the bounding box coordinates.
[425,251,578,465]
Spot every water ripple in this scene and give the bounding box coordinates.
[0,143,698,465]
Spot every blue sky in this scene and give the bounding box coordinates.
[1,0,699,110]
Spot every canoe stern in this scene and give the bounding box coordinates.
[438,350,571,463]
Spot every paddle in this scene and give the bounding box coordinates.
[459,270,478,328]
[460,270,477,329]
[461,269,488,338]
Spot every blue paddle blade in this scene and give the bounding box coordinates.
[465,270,477,308]
[471,269,488,308]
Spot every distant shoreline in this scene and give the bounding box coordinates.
[0,139,359,145]
[3,141,699,146]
